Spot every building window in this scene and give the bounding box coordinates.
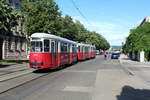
[9,38,15,51]
[8,38,11,51]
[20,41,26,51]
[15,39,20,51]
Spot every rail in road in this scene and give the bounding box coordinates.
[0,56,121,95]
[0,69,33,82]
[0,56,105,95]
[0,69,52,94]
[0,60,72,94]
[0,65,33,82]
[0,64,28,71]
[0,67,30,76]
[0,61,80,94]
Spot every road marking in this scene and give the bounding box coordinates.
[63,86,93,93]
[62,70,95,73]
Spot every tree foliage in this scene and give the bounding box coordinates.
[0,0,18,34]
[123,22,150,54]
[22,0,110,50]
[22,0,61,36]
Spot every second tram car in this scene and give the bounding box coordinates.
[77,43,96,60]
[29,33,96,69]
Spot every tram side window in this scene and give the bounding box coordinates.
[78,46,80,52]
[82,47,84,53]
[60,43,63,53]
[68,44,71,53]
[61,43,67,53]
[44,40,50,52]
[31,41,42,52]
[64,43,68,53]
[51,41,55,53]
[85,47,87,53]
[72,45,77,53]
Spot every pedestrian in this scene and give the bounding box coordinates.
[104,50,108,60]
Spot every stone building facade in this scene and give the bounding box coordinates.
[0,19,27,60]
[0,34,27,60]
[0,0,42,60]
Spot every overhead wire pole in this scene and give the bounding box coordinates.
[71,0,91,25]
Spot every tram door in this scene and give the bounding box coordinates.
[51,40,58,67]
[68,44,71,63]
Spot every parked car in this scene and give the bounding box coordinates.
[111,52,120,59]
[96,50,100,55]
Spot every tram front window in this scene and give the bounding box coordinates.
[31,41,43,52]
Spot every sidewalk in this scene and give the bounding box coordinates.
[93,54,150,100]
[93,69,150,100]
[119,54,150,67]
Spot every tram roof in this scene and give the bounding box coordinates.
[77,43,95,47]
[31,33,77,44]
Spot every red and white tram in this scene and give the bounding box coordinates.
[90,45,96,58]
[29,33,96,69]
[77,43,96,60]
[29,33,77,69]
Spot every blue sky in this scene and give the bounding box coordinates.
[55,0,150,46]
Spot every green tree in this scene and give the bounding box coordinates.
[22,0,110,50]
[123,22,150,60]
[60,15,78,41]
[22,0,61,36]
[60,16,110,50]
[0,0,18,34]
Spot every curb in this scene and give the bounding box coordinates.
[119,56,134,76]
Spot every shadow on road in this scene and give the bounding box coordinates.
[122,58,130,60]
[0,65,10,68]
[33,69,54,73]
[32,64,73,73]
[117,85,150,100]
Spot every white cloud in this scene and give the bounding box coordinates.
[72,16,132,45]
[86,21,117,34]
[108,34,124,41]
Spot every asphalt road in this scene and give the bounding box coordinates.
[0,55,150,100]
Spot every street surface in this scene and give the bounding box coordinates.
[0,55,150,100]
[120,54,150,88]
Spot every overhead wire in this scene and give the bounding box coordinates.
[71,0,91,25]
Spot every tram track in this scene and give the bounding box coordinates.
[0,71,50,94]
[0,64,28,72]
[0,68,29,76]
[0,68,33,82]
[0,63,31,82]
